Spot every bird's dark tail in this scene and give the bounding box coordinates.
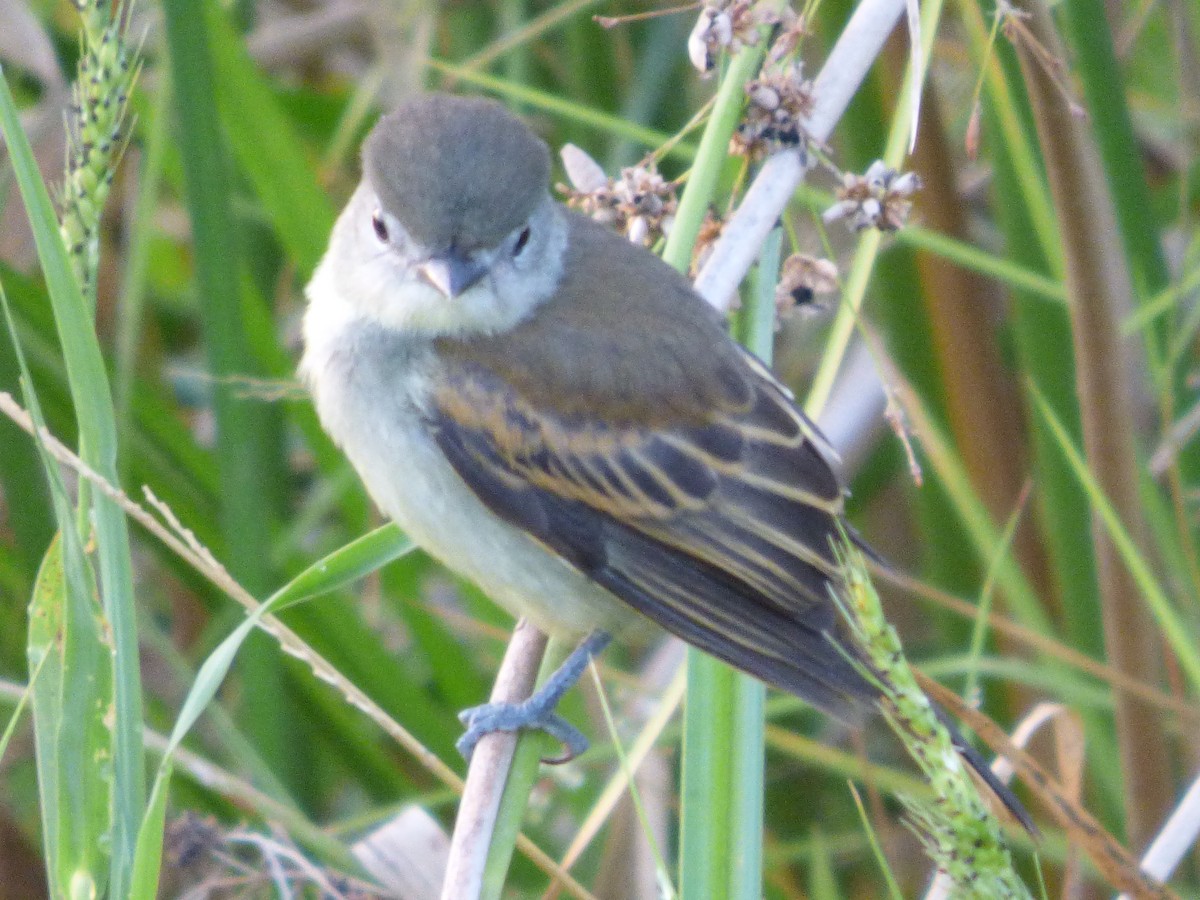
[934,704,1038,835]
[841,528,1035,833]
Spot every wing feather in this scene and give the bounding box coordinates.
[428,350,874,716]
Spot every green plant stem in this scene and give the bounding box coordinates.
[160,0,295,789]
[954,0,1063,275]
[664,39,768,900]
[806,0,944,421]
[0,64,144,897]
[1061,0,1200,634]
[425,58,690,159]
[1060,0,1171,364]
[660,51,761,271]
[4,285,112,897]
[1016,5,1174,846]
[481,637,568,899]
[973,45,1100,659]
[726,229,781,898]
[1031,388,1200,693]
[116,77,170,466]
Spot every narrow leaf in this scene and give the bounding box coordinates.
[1031,386,1200,692]
[266,524,414,613]
[205,3,335,277]
[0,64,144,886]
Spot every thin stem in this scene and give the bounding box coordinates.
[442,620,548,900]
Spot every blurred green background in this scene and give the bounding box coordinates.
[1,0,1198,896]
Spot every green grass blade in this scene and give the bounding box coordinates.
[784,183,1067,304]
[590,665,676,897]
[126,598,311,896]
[0,648,44,766]
[848,784,904,899]
[159,0,296,791]
[128,606,280,893]
[660,48,761,272]
[51,537,113,897]
[266,524,415,613]
[204,3,335,278]
[894,223,1066,304]
[1060,0,1171,355]
[128,765,171,900]
[26,537,66,898]
[902,380,1053,635]
[957,1,1063,276]
[127,524,417,893]
[809,0,943,420]
[425,58,689,158]
[0,325,53,578]
[1031,385,1200,691]
[3,282,115,895]
[183,538,416,739]
[481,639,568,899]
[273,527,461,758]
[723,228,782,898]
[0,62,144,893]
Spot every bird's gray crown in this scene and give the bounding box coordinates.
[363,94,552,252]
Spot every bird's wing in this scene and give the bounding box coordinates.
[427,346,875,715]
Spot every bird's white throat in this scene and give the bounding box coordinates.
[302,184,569,353]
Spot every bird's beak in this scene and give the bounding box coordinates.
[419,252,487,299]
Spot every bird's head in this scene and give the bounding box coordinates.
[309,94,568,337]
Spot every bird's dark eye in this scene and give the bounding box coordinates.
[513,227,531,257]
[371,211,389,243]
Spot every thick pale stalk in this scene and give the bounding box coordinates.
[442,620,548,900]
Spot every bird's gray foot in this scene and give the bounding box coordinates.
[456,630,612,764]
[456,702,588,764]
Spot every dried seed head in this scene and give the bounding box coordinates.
[748,82,780,111]
[766,9,808,64]
[558,146,679,247]
[687,1,778,74]
[775,253,839,315]
[823,162,922,231]
[688,6,731,74]
[627,216,650,247]
[731,62,815,159]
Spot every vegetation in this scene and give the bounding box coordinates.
[0,0,1197,896]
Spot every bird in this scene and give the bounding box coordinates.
[299,92,1029,829]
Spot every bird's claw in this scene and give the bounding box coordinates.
[456,700,589,765]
